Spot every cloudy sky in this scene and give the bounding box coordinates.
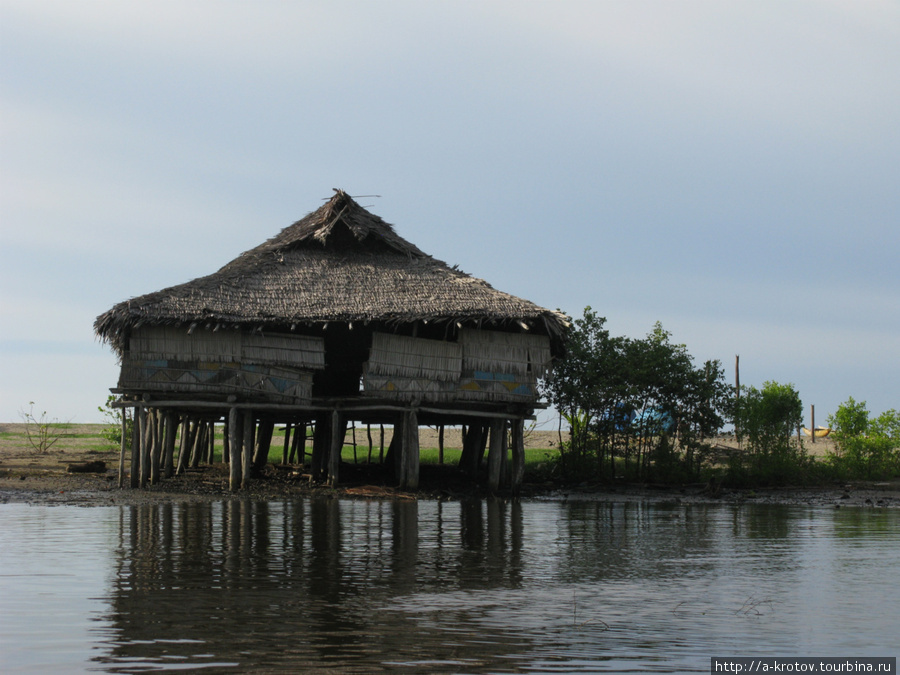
[1,1,897,427]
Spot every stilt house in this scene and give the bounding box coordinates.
[95,190,568,491]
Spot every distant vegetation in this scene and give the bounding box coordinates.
[543,307,900,487]
[827,398,900,480]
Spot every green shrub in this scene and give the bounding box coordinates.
[827,400,900,480]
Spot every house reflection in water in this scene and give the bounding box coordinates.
[97,498,528,672]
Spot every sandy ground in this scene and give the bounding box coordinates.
[2,423,897,508]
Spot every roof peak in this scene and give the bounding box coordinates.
[271,190,428,258]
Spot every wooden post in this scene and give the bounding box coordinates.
[140,408,153,488]
[386,420,401,478]
[300,422,308,465]
[379,424,385,464]
[367,424,373,463]
[811,404,816,444]
[149,409,163,484]
[254,418,275,471]
[176,417,192,475]
[117,407,128,488]
[328,410,343,486]
[281,424,291,465]
[190,419,205,468]
[207,421,217,463]
[438,425,445,465]
[222,415,230,465]
[487,419,507,492]
[735,354,741,448]
[162,412,178,478]
[311,417,329,479]
[511,418,525,494]
[228,407,242,491]
[402,410,420,491]
[130,407,141,487]
[241,411,254,489]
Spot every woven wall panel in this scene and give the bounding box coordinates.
[459,329,552,377]
[365,332,461,381]
[119,357,313,403]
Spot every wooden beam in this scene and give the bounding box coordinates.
[487,419,507,492]
[228,407,242,491]
[241,411,254,489]
[402,410,420,491]
[511,418,525,495]
[328,410,343,486]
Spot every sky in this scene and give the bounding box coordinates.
[1,0,897,428]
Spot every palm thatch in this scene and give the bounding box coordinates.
[95,190,568,355]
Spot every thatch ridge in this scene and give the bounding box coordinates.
[95,190,569,355]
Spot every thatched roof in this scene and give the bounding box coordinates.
[95,190,569,355]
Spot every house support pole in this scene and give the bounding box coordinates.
[311,417,329,479]
[129,407,141,487]
[162,412,177,478]
[140,408,153,488]
[400,410,419,491]
[511,418,525,495]
[281,424,291,465]
[241,411,254,489]
[149,410,163,485]
[487,419,507,492]
[327,410,343,486]
[117,408,128,488]
[228,407,242,491]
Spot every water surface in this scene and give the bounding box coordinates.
[1,499,897,673]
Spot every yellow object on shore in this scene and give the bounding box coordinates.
[802,427,831,438]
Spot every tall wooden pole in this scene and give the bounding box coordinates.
[241,410,254,489]
[487,419,506,492]
[117,407,128,488]
[511,418,525,495]
[735,355,741,448]
[228,407,242,491]
[328,410,343,486]
[811,404,816,444]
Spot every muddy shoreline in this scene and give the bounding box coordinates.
[2,423,897,509]
[3,463,899,510]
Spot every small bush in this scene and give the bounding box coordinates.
[19,402,70,454]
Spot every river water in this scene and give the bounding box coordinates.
[1,498,897,673]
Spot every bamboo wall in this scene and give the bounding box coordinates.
[362,330,550,403]
[120,327,323,402]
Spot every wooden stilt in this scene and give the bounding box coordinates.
[379,424,385,464]
[176,417,192,475]
[253,418,275,471]
[140,408,153,487]
[149,409,163,484]
[327,410,343,486]
[118,407,128,488]
[487,419,507,492]
[298,422,307,465]
[162,412,177,478]
[511,418,525,495]
[207,421,217,463]
[190,419,205,468]
[241,411,254,489]
[386,420,402,479]
[311,417,329,479]
[367,423,373,463]
[222,416,230,465]
[281,424,291,465]
[438,424,445,465]
[402,410,419,491]
[130,407,141,487]
[228,408,242,491]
